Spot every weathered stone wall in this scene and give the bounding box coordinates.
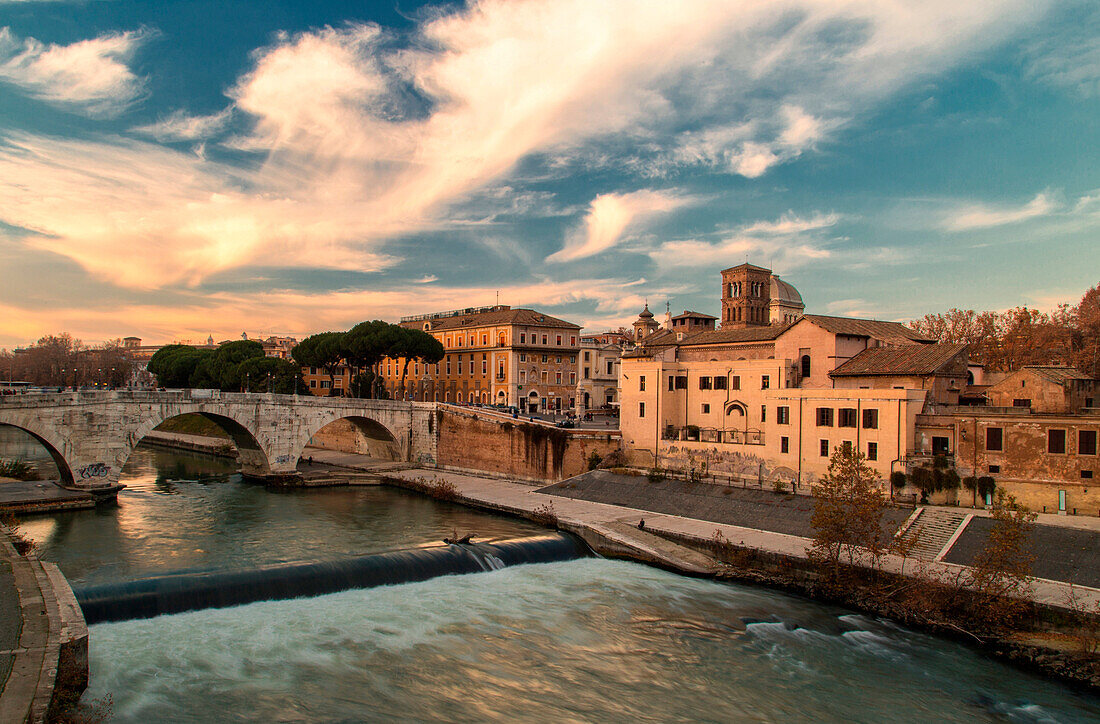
[0,391,434,486]
[435,408,620,482]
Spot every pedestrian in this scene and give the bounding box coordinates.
[638,519,645,530]
[307,456,313,466]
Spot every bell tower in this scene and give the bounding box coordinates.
[720,264,772,329]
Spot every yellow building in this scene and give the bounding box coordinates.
[377,305,581,411]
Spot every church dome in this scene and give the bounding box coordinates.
[638,304,654,319]
[770,276,803,305]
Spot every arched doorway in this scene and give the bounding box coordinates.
[527,390,540,413]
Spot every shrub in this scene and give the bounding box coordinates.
[596,449,627,469]
[977,476,996,500]
[772,480,786,494]
[889,470,907,490]
[586,451,603,470]
[531,501,558,527]
[407,476,459,502]
[0,459,37,481]
[647,468,666,483]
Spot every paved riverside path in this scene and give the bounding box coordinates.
[306,450,1100,611]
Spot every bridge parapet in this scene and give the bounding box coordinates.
[0,391,437,489]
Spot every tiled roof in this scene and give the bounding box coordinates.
[1022,365,1093,383]
[403,307,580,331]
[671,310,718,320]
[802,314,932,344]
[677,324,790,346]
[829,343,968,377]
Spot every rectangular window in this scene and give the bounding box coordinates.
[867,442,878,461]
[986,427,1003,452]
[520,334,525,344]
[731,376,740,390]
[606,361,613,375]
[556,356,562,363]
[675,376,688,390]
[570,336,576,346]
[482,361,487,374]
[1013,398,1031,407]
[816,408,834,427]
[556,372,562,384]
[1079,430,1097,456]
[542,335,548,345]
[820,439,830,457]
[639,402,646,418]
[781,436,789,454]
[839,408,857,428]
[542,354,548,363]
[541,371,548,383]
[639,375,646,392]
[932,436,949,455]
[761,375,770,389]
[446,359,451,375]
[699,376,712,390]
[309,379,317,388]
[1048,429,1067,454]
[862,409,878,429]
[584,351,590,361]
[520,370,526,383]
[569,373,576,384]
[777,406,790,425]
[556,335,562,345]
[458,361,463,374]
[714,376,727,390]
[482,334,488,345]
[519,353,527,362]
[583,367,590,379]
[321,380,331,389]
[761,405,766,423]
[668,376,675,391]
[702,403,710,414]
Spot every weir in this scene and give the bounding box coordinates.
[75,533,589,624]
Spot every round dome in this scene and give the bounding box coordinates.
[638,304,654,319]
[770,276,803,305]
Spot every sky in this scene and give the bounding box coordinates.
[0,0,1098,348]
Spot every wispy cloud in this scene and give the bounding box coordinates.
[0,1,1053,291]
[133,108,233,141]
[0,27,149,117]
[547,189,692,263]
[944,192,1059,230]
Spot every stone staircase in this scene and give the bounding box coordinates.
[896,508,971,560]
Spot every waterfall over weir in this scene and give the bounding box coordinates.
[75,533,589,624]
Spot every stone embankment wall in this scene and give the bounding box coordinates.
[435,409,621,482]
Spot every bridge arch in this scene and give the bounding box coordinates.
[297,414,402,465]
[124,411,273,480]
[0,421,75,484]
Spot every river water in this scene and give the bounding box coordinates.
[6,440,1100,722]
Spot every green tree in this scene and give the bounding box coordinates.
[292,332,346,395]
[809,445,889,573]
[236,356,303,394]
[148,345,210,388]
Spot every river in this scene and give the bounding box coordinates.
[6,438,1100,722]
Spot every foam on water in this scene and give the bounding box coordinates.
[82,558,1100,724]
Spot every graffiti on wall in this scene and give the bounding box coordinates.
[79,462,111,479]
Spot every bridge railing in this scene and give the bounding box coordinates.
[0,388,434,408]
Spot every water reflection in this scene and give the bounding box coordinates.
[13,443,544,586]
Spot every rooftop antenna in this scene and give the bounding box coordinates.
[496,290,499,306]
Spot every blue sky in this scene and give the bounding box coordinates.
[0,0,1097,347]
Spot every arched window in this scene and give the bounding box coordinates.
[800,355,811,378]
[725,402,745,416]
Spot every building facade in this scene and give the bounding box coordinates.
[372,305,581,412]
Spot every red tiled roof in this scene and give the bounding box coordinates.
[829,343,968,377]
[402,307,580,332]
[802,314,932,344]
[1022,365,1093,383]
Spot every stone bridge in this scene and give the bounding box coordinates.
[0,390,439,488]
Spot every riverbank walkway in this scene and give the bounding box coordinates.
[306,450,1100,612]
[0,532,86,724]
